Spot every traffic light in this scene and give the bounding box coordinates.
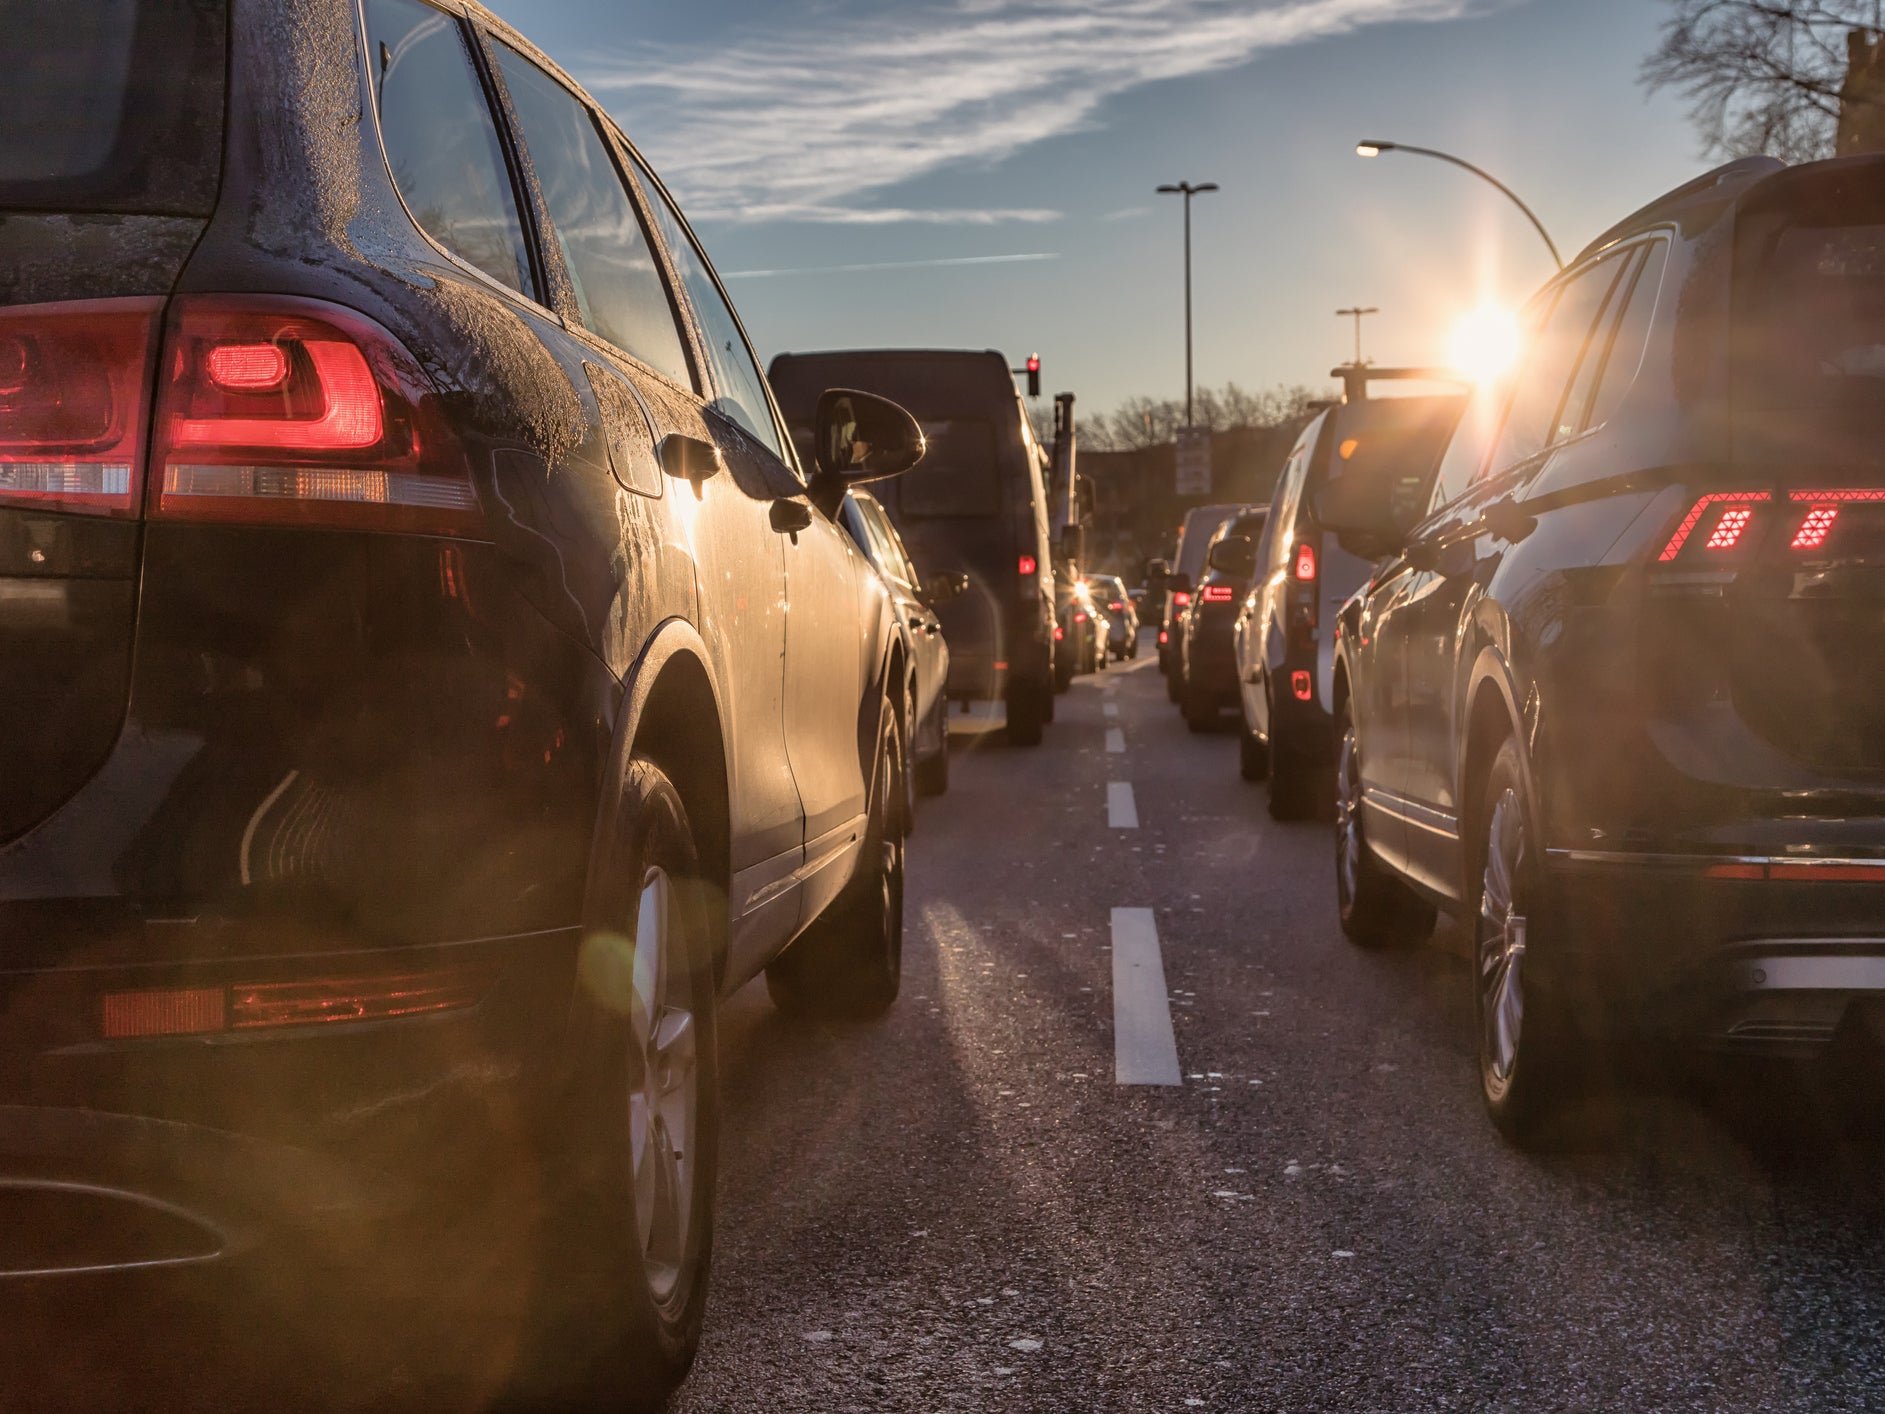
[1025,354,1040,398]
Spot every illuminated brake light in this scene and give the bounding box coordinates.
[1018,554,1038,576]
[1659,491,1769,561]
[0,297,163,516]
[1793,506,1839,550]
[1291,670,1313,700]
[1158,630,1168,644]
[1201,585,1235,602]
[1109,600,1123,611]
[152,295,482,536]
[1704,505,1754,550]
[1294,543,1317,581]
[1054,625,1064,641]
[1074,611,1087,623]
[1173,590,1191,607]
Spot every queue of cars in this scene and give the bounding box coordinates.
[1181,153,1885,1149]
[0,0,1063,1406]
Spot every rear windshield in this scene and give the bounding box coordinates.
[1,0,226,216]
[1176,508,1242,578]
[887,419,1003,518]
[1739,218,1885,459]
[1322,399,1465,526]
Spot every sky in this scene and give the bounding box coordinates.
[485,0,1710,418]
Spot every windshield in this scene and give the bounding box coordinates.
[0,0,226,215]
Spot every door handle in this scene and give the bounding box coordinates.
[770,498,814,536]
[659,434,724,484]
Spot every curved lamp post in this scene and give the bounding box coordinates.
[1356,140,1563,270]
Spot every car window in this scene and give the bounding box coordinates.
[1489,251,1630,475]
[492,46,691,385]
[1426,378,1509,516]
[874,509,922,587]
[366,0,533,298]
[1584,240,1668,432]
[1555,247,1643,443]
[626,154,790,463]
[856,497,909,586]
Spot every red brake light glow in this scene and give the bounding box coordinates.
[0,297,163,516]
[1658,491,1769,561]
[152,295,482,536]
[1173,590,1191,607]
[1109,600,1123,611]
[1294,543,1317,581]
[1074,611,1087,623]
[1054,624,1064,641]
[101,967,485,1039]
[1202,584,1235,602]
[1704,505,1755,550]
[1018,554,1037,576]
[1792,506,1839,550]
[1291,670,1313,700]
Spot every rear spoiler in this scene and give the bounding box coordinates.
[1329,364,1471,403]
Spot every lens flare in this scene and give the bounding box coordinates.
[1446,305,1522,383]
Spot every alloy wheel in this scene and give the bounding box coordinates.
[1336,722,1363,906]
[627,865,698,1308]
[1477,789,1528,1087]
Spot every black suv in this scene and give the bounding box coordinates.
[1234,384,1464,817]
[0,0,924,1403]
[1178,508,1267,731]
[1329,156,1885,1142]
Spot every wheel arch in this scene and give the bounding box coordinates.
[1457,647,1536,891]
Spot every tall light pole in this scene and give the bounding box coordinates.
[1336,306,1378,366]
[1156,180,1218,427]
[1356,140,1563,270]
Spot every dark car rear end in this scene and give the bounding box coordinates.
[1179,510,1266,728]
[769,349,1056,740]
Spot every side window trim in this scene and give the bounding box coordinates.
[1577,237,1668,436]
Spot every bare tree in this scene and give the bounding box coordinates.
[1643,1,1885,162]
[1075,383,1326,452]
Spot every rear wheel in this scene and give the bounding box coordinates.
[1008,678,1046,745]
[899,687,919,834]
[1473,737,1577,1143]
[767,705,905,1019]
[1334,705,1434,947]
[515,760,717,1412]
[915,706,949,797]
[1182,675,1216,733]
[1237,711,1268,782]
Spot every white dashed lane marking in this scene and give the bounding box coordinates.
[1105,727,1125,754]
[1103,702,1120,719]
[1107,782,1138,828]
[1111,907,1182,1085]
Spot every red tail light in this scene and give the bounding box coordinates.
[1173,590,1191,607]
[1074,611,1087,623]
[1291,670,1313,700]
[1202,585,1235,602]
[0,297,163,516]
[101,967,485,1039]
[1158,630,1168,644]
[1294,543,1318,581]
[151,296,482,537]
[1108,600,1123,611]
[1792,506,1839,550]
[1018,553,1037,576]
[1658,491,1769,561]
[1054,624,1064,641]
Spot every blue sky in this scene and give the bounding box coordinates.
[487,0,1706,416]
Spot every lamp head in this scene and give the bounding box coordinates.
[1356,141,1389,157]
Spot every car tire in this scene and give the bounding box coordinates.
[766,704,905,1020]
[1334,704,1434,947]
[916,709,950,797]
[1008,679,1047,745]
[514,758,718,1413]
[1472,736,1577,1144]
[1182,675,1216,733]
[1237,712,1268,782]
[1054,652,1074,694]
[899,687,919,836]
[1165,662,1182,703]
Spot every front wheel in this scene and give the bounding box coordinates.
[1334,705,1434,947]
[1008,678,1046,745]
[767,704,905,1019]
[1473,737,1577,1143]
[1237,710,1268,782]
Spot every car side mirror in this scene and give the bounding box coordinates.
[814,388,925,482]
[1206,535,1257,578]
[924,570,968,602]
[1165,572,1191,595]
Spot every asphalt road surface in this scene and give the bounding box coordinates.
[676,643,1885,1413]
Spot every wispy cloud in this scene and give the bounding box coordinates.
[582,0,1496,225]
[722,251,1060,279]
[1101,205,1154,222]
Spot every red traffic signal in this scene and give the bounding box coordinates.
[1025,354,1040,397]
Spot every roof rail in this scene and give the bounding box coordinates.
[1329,364,1472,402]
[1573,156,1785,265]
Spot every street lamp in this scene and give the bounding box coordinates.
[1335,306,1378,366]
[1356,139,1563,270]
[1155,180,1218,427]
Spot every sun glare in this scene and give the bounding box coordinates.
[1446,305,1523,383]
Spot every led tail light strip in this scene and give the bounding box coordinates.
[1658,491,1771,561]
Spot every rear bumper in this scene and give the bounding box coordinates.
[1543,850,1885,1052]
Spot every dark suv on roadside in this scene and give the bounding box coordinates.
[1178,508,1267,731]
[1328,156,1885,1143]
[0,1,925,1404]
[1234,385,1464,817]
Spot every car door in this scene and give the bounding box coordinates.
[486,45,806,968]
[627,158,871,933]
[1396,248,1636,897]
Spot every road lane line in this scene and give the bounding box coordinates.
[1107,782,1138,828]
[1105,727,1125,754]
[1103,701,1120,718]
[1111,908,1181,1085]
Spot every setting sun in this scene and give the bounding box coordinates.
[1446,305,1524,383]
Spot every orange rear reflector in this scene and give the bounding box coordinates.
[101,987,224,1039]
[1703,863,1765,880]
